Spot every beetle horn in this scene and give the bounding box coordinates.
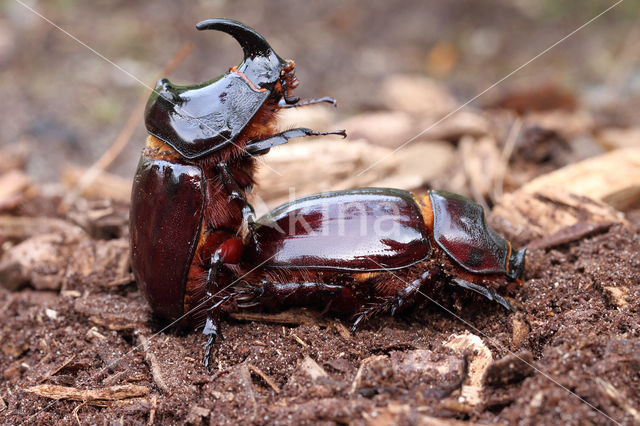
[196,18,286,88]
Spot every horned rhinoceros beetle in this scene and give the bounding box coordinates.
[130,19,344,324]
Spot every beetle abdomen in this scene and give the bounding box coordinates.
[130,156,205,321]
[254,188,432,271]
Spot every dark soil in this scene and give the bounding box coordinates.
[1,210,638,424]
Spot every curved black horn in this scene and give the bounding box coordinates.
[196,18,275,59]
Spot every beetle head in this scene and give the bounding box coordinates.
[507,247,526,280]
[196,18,289,89]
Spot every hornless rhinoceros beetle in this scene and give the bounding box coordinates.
[200,189,526,366]
[130,19,344,324]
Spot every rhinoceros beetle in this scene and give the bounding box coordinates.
[130,18,344,323]
[130,19,526,369]
[194,188,526,366]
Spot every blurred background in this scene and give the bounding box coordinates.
[1,0,639,189]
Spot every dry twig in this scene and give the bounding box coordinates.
[247,364,280,393]
[39,354,76,383]
[24,384,149,404]
[139,334,170,394]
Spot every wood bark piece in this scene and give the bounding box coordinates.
[301,356,329,381]
[492,189,626,244]
[520,147,640,212]
[0,233,84,291]
[229,308,328,326]
[444,332,492,407]
[24,384,149,402]
[349,355,387,395]
[0,170,31,211]
[0,216,86,241]
[139,335,170,394]
[596,127,640,151]
[61,165,132,203]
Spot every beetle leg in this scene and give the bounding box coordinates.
[216,162,257,238]
[277,96,337,109]
[352,268,439,332]
[245,128,346,156]
[450,278,514,311]
[235,279,344,312]
[202,288,259,370]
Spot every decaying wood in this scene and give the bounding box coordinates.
[493,188,626,243]
[0,216,85,241]
[238,364,257,408]
[363,402,481,426]
[0,170,31,211]
[24,384,149,403]
[520,147,640,211]
[0,233,83,291]
[139,335,170,394]
[291,333,308,348]
[526,222,613,251]
[444,332,492,407]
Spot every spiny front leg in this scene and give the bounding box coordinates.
[277,96,337,109]
[217,162,256,225]
[352,268,440,332]
[244,128,346,156]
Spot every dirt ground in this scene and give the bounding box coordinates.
[2,2,640,425]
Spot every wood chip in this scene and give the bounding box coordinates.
[511,317,530,347]
[331,320,351,340]
[61,165,132,202]
[247,363,280,393]
[444,332,492,406]
[229,309,328,326]
[301,356,328,381]
[602,286,630,308]
[526,222,613,250]
[0,216,86,241]
[24,384,149,403]
[139,335,170,394]
[291,333,308,348]
[493,189,626,243]
[102,274,135,287]
[39,354,76,383]
[349,355,387,395]
[520,147,640,211]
